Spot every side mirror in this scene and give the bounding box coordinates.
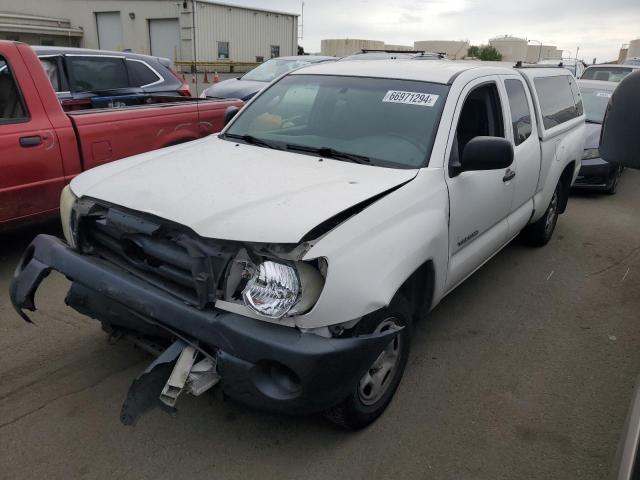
[459,136,514,172]
[600,70,640,169]
[223,106,240,126]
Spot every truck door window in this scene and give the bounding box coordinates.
[534,75,580,129]
[0,57,28,122]
[504,79,532,145]
[67,56,129,92]
[567,75,584,116]
[455,83,504,157]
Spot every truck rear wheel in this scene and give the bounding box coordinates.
[324,296,412,430]
[521,181,561,247]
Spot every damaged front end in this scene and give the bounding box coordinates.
[9,197,401,422]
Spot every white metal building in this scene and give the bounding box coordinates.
[413,40,469,59]
[525,44,561,63]
[320,39,385,57]
[0,0,299,62]
[628,39,640,59]
[383,44,413,51]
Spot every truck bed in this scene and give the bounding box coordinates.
[68,99,242,171]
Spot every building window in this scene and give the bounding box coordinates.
[270,45,280,58]
[217,41,229,59]
[256,56,264,63]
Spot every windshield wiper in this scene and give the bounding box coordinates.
[585,119,602,124]
[223,133,282,150]
[285,144,371,164]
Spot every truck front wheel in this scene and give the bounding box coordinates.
[521,181,561,247]
[324,296,412,429]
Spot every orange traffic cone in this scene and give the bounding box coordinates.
[213,71,220,83]
[203,69,209,83]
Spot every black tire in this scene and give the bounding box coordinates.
[324,296,412,430]
[521,180,562,247]
[605,166,622,195]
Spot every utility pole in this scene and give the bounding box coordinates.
[528,39,542,62]
[299,1,304,41]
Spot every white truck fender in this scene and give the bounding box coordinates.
[296,168,450,329]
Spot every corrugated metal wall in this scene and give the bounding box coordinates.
[195,2,297,62]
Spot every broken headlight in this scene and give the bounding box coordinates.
[241,259,325,319]
[60,185,78,248]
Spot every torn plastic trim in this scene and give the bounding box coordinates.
[120,339,185,426]
[298,176,416,243]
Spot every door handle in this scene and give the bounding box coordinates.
[503,169,516,182]
[19,136,42,147]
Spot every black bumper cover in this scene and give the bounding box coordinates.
[9,235,398,415]
[574,159,617,189]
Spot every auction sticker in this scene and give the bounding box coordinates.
[383,90,439,107]
[596,92,612,98]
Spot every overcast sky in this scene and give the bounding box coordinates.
[222,0,639,62]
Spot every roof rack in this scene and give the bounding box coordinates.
[514,60,565,68]
[360,49,425,54]
[414,51,447,59]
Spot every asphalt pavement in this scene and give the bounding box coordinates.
[1,170,639,479]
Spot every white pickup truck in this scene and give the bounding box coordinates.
[10,60,585,429]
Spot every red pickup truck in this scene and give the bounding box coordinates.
[0,41,242,228]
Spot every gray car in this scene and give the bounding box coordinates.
[200,55,335,101]
[573,79,623,193]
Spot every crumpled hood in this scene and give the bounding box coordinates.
[584,122,602,150]
[71,136,418,243]
[202,78,266,100]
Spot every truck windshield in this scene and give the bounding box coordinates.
[224,74,449,168]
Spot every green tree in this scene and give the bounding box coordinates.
[478,45,502,61]
[467,45,480,58]
[297,45,305,55]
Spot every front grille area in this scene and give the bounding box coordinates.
[77,200,238,309]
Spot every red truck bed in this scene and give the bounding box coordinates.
[0,41,242,228]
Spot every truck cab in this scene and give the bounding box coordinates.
[10,59,584,429]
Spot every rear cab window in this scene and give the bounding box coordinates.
[533,75,581,129]
[581,66,634,82]
[0,56,29,123]
[66,55,129,92]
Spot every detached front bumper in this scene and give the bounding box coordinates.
[573,158,618,190]
[10,235,398,415]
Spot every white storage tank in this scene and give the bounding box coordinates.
[489,35,528,62]
[413,40,469,59]
[383,44,413,51]
[320,39,385,57]
[628,39,640,59]
[526,44,559,63]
